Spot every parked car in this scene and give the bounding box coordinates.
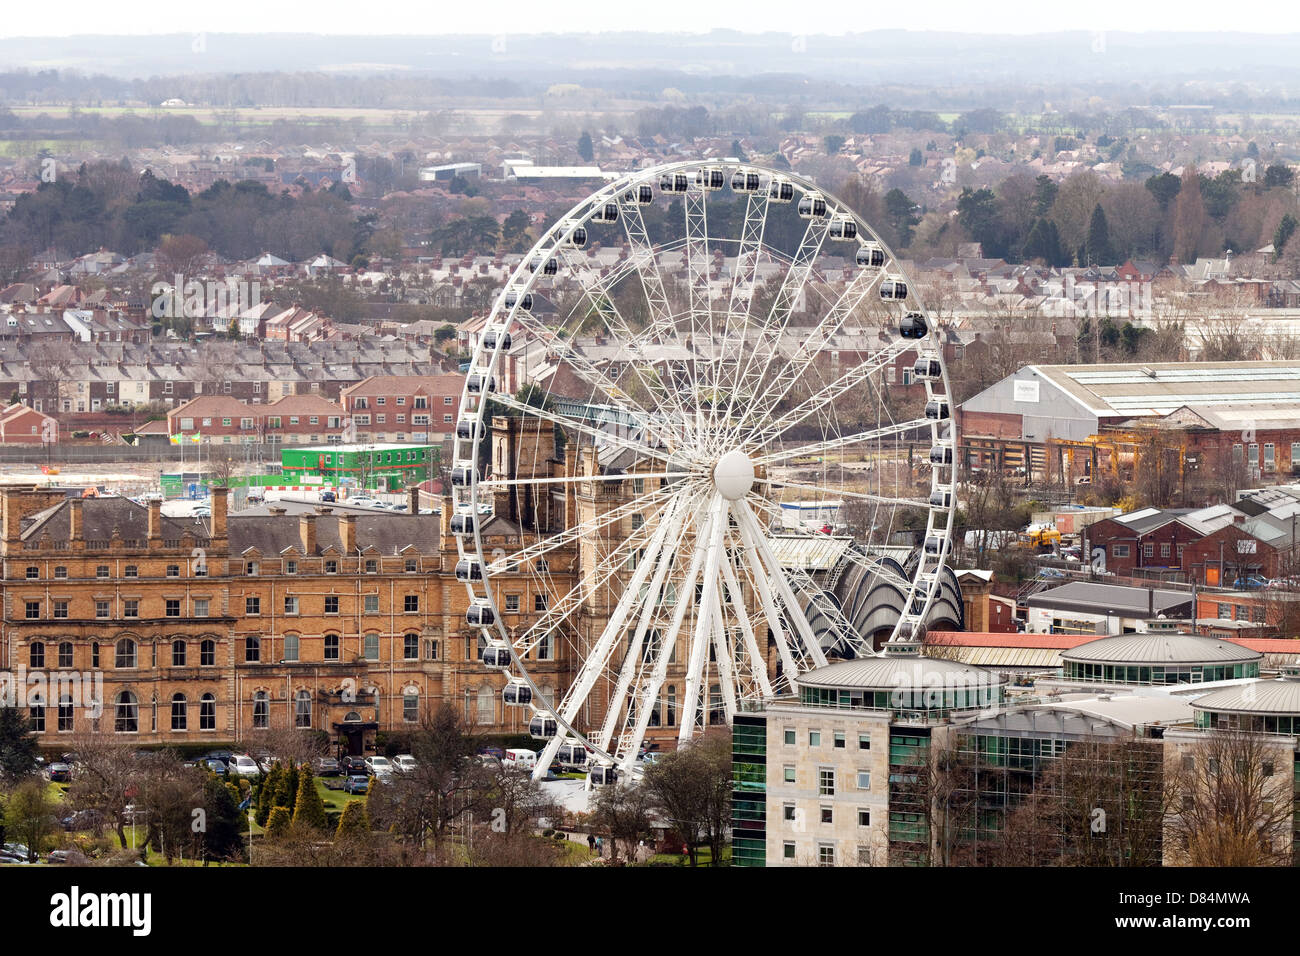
[389,504,409,512]
[47,849,75,864]
[61,809,105,831]
[343,775,370,795]
[348,496,378,509]
[363,755,392,776]
[3,843,30,861]
[502,749,536,772]
[341,756,369,777]
[226,754,262,778]
[639,752,662,766]
[392,754,417,774]
[204,750,233,763]
[321,491,337,502]
[1235,575,1269,590]
[46,762,72,783]
[192,506,212,517]
[201,758,228,775]
[312,756,342,777]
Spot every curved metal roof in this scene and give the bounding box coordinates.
[1190,678,1300,716]
[1061,633,1262,666]
[797,653,1005,692]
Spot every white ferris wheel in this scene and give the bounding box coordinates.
[451,160,957,784]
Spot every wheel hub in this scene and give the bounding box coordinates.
[712,449,755,501]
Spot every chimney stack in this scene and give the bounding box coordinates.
[440,494,453,539]
[147,499,163,545]
[299,514,317,556]
[409,485,421,514]
[210,487,228,541]
[339,513,356,554]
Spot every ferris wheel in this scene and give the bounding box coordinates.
[451,160,957,783]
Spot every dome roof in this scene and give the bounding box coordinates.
[1061,633,1261,666]
[1191,676,1300,716]
[797,650,1005,693]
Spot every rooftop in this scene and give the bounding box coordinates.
[1061,632,1263,666]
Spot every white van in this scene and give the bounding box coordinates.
[503,749,537,771]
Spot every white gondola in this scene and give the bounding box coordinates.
[929,488,953,509]
[925,399,950,421]
[880,276,908,300]
[481,641,511,669]
[767,177,794,203]
[503,679,533,707]
[929,444,953,466]
[450,512,476,536]
[455,419,482,441]
[455,557,483,581]
[924,534,947,556]
[503,290,533,312]
[797,192,828,219]
[556,740,589,766]
[588,763,619,786]
[828,215,857,240]
[592,201,619,223]
[528,713,558,739]
[912,357,942,381]
[660,172,690,193]
[898,312,927,339]
[528,255,558,276]
[466,372,496,395]
[466,601,495,626]
[450,464,477,487]
[562,221,588,248]
[482,329,512,350]
[731,170,761,193]
[696,167,726,191]
[856,243,885,269]
[625,184,654,205]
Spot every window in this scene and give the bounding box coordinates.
[818,768,835,796]
[115,692,139,733]
[403,691,419,723]
[324,560,338,574]
[25,600,40,620]
[96,565,109,579]
[404,634,419,660]
[783,842,796,860]
[809,730,821,747]
[1160,542,1171,559]
[364,595,379,613]
[858,809,871,827]
[783,765,796,783]
[286,560,297,575]
[534,593,548,612]
[324,633,340,661]
[54,566,67,579]
[165,599,181,618]
[246,561,259,575]
[58,695,74,732]
[856,770,871,790]
[95,601,109,619]
[171,694,187,731]
[784,728,796,746]
[115,639,136,669]
[245,636,261,663]
[325,596,340,615]
[123,599,139,618]
[858,734,871,750]
[1142,543,1153,558]
[58,642,73,669]
[124,565,138,578]
[365,559,378,574]
[405,558,417,573]
[425,638,439,660]
[200,694,215,731]
[246,596,260,615]
[253,692,269,729]
[283,633,299,662]
[284,596,299,615]
[404,595,419,613]
[29,695,45,732]
[25,565,38,579]
[818,845,835,867]
[91,642,99,667]
[364,633,379,661]
[166,564,179,578]
[834,731,845,749]
[194,598,209,618]
[201,640,215,667]
[29,641,44,668]
[1112,544,1130,558]
[820,807,833,824]
[505,594,520,613]
[172,640,187,667]
[783,803,796,821]
[295,690,312,728]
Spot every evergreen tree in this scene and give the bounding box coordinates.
[336,799,370,838]
[0,706,39,783]
[257,764,283,827]
[908,147,923,167]
[1022,217,1065,266]
[202,776,245,862]
[265,806,291,840]
[292,767,327,830]
[1086,203,1113,266]
[730,140,747,162]
[577,131,594,164]
[282,763,300,810]
[1275,214,1298,261]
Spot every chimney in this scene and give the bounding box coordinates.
[210,487,228,541]
[147,499,163,545]
[440,494,453,538]
[409,485,421,514]
[339,514,356,554]
[69,498,84,549]
[299,514,317,555]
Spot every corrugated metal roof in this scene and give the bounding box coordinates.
[797,655,1005,691]
[768,534,855,571]
[1062,633,1262,665]
[949,646,1064,668]
[1190,678,1300,715]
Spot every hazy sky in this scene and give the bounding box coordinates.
[3,0,1297,38]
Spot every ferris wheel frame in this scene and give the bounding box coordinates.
[449,160,958,782]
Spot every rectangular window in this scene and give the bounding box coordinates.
[783,842,796,860]
[325,596,340,615]
[858,734,871,750]
[809,730,821,747]
[194,599,209,618]
[819,768,835,796]
[95,601,109,619]
[245,597,260,615]
[833,731,845,749]
[165,599,180,617]
[820,807,833,824]
[858,809,871,827]
[364,594,379,613]
[324,634,340,661]
[1112,544,1130,558]
[124,599,139,618]
[404,634,419,660]
[784,728,796,746]
[404,595,419,613]
[284,596,299,615]
[783,766,796,783]
[505,594,520,613]
[25,601,39,620]
[818,845,834,867]
[857,770,871,790]
[783,804,796,821]
[53,600,68,619]
[534,593,548,612]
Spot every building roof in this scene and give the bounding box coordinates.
[796,653,1005,692]
[1026,581,1193,617]
[1189,675,1300,716]
[1061,633,1263,666]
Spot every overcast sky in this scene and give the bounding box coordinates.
[3,0,1297,38]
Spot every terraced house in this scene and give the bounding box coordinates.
[0,486,575,755]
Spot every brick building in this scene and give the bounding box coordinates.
[342,374,464,444]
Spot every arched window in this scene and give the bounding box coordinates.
[58,695,74,732]
[295,690,312,728]
[200,639,215,666]
[58,641,73,669]
[463,689,474,724]
[363,633,379,661]
[29,692,45,732]
[253,691,269,729]
[115,638,136,669]
[172,640,187,667]
[476,685,494,725]
[283,633,299,663]
[29,641,44,669]
[115,691,138,733]
[171,693,187,731]
[200,694,216,731]
[403,689,419,723]
[324,633,340,660]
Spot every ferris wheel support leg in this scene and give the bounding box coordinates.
[737,501,829,670]
[679,494,728,746]
[720,551,774,700]
[734,506,801,684]
[710,595,738,724]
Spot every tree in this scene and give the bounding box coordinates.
[1274,214,1297,260]
[1086,203,1113,266]
[1145,172,1182,210]
[0,706,39,784]
[1264,164,1295,189]
[823,135,846,156]
[336,799,370,837]
[155,233,209,278]
[908,147,923,167]
[2,776,58,862]
[577,131,594,164]
[63,733,138,848]
[265,806,292,840]
[730,140,747,162]
[1173,166,1208,263]
[643,729,732,865]
[292,766,328,830]
[1021,217,1066,266]
[257,763,284,826]
[589,780,654,864]
[202,775,246,863]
